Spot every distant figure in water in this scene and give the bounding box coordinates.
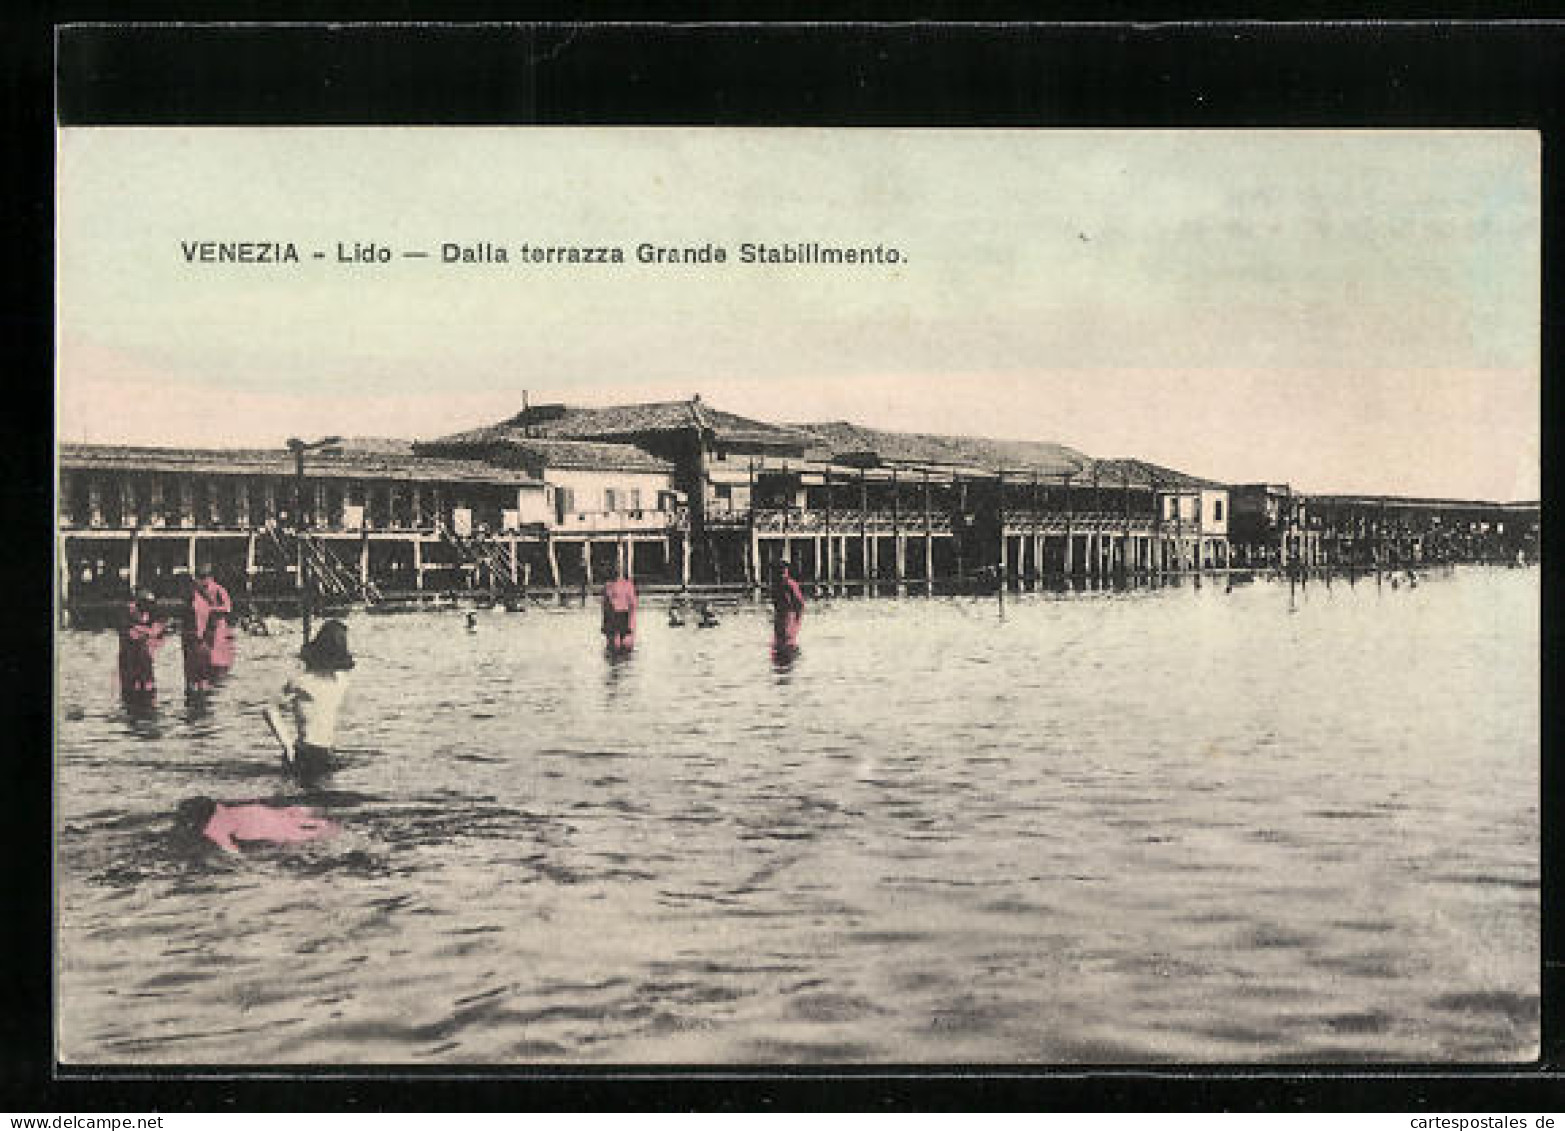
[117,590,167,712]
[196,566,235,680]
[180,574,215,696]
[601,568,638,654]
[176,796,339,854]
[697,601,721,628]
[667,604,686,627]
[771,560,805,654]
[239,606,271,636]
[465,611,479,633]
[265,619,355,786]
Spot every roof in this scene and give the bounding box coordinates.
[1089,458,1223,490]
[1304,493,1538,512]
[470,398,814,449]
[415,430,673,473]
[794,421,1092,478]
[58,443,545,488]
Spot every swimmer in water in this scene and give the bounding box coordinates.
[697,601,720,628]
[465,611,479,633]
[175,796,339,854]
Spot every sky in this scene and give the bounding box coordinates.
[56,128,1539,500]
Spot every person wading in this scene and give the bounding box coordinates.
[265,618,355,787]
[196,566,236,680]
[117,590,167,713]
[180,574,215,697]
[601,567,638,655]
[771,560,806,654]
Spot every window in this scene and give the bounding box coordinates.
[628,488,642,512]
[604,488,619,512]
[1214,500,1224,521]
[554,487,575,524]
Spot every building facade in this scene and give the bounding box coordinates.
[56,397,1533,616]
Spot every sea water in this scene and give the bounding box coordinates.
[54,566,1539,1063]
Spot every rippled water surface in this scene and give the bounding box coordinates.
[56,567,1539,1064]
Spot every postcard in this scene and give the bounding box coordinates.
[54,125,1540,1067]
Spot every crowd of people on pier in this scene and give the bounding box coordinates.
[119,559,808,854]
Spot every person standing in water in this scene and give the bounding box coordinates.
[196,566,236,680]
[265,618,354,786]
[601,567,638,654]
[771,560,806,653]
[117,590,167,711]
[180,574,215,696]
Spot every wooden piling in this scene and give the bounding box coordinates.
[858,469,869,583]
[890,467,903,583]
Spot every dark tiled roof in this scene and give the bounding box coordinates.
[416,430,672,472]
[1089,458,1222,490]
[795,421,1092,478]
[478,399,813,448]
[58,443,544,487]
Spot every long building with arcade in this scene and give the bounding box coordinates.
[56,395,1540,619]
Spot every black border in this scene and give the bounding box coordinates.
[8,16,1562,1111]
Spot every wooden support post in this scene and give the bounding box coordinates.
[359,534,370,587]
[996,471,1007,582]
[57,532,70,626]
[747,459,758,586]
[1063,474,1074,575]
[508,536,519,585]
[547,534,562,588]
[1195,490,1206,573]
[127,531,140,595]
[413,535,424,590]
[583,540,594,586]
[187,534,198,576]
[858,470,869,583]
[680,535,691,586]
[625,537,635,580]
[1121,470,1132,575]
[890,468,902,582]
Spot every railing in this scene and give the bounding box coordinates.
[57,517,552,537]
[693,507,1183,534]
[751,508,931,533]
[552,509,685,533]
